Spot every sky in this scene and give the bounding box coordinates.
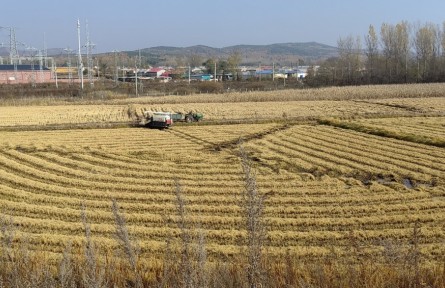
[1,0,444,53]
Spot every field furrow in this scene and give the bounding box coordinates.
[1,104,445,264]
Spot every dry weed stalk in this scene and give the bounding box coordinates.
[81,203,106,288]
[58,241,76,288]
[0,214,15,263]
[173,179,208,288]
[410,220,422,287]
[239,145,267,288]
[175,179,195,288]
[111,199,142,288]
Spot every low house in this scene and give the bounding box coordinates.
[144,68,165,78]
[286,66,313,79]
[0,65,52,84]
[255,69,273,78]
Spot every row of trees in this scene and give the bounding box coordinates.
[90,51,243,81]
[306,21,445,86]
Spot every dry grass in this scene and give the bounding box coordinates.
[113,83,445,105]
[1,83,443,128]
[0,100,416,128]
[320,117,445,147]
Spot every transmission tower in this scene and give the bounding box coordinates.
[84,20,95,86]
[9,27,19,66]
[0,26,20,76]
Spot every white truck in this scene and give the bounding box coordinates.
[138,111,172,128]
[149,112,173,128]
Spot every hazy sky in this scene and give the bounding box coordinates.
[1,0,444,53]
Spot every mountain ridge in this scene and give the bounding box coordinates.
[134,42,338,65]
[0,42,338,66]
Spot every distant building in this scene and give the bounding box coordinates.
[54,67,78,78]
[143,68,165,78]
[292,66,310,79]
[0,65,52,84]
[255,69,274,79]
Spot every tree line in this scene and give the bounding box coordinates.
[305,21,445,87]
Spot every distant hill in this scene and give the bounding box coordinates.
[128,42,338,66]
[0,42,338,66]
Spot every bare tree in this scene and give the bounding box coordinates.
[337,34,362,84]
[227,50,242,79]
[187,54,203,69]
[413,22,437,80]
[440,21,445,79]
[380,23,396,82]
[365,24,379,83]
[395,21,410,82]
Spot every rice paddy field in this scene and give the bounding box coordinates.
[0,100,410,128]
[0,83,445,284]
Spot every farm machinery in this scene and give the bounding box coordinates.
[136,110,203,128]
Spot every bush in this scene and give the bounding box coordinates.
[196,81,224,93]
[243,82,267,91]
[172,85,197,95]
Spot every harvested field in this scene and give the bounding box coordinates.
[0,101,415,128]
[0,122,445,262]
[0,84,444,286]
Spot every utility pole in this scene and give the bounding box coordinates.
[37,49,44,83]
[188,64,191,84]
[112,50,119,84]
[77,19,84,90]
[53,60,58,88]
[43,32,48,67]
[0,42,3,64]
[214,62,217,82]
[259,62,261,81]
[64,47,74,83]
[273,62,275,81]
[135,64,138,96]
[134,50,139,97]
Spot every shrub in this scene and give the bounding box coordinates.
[196,81,224,93]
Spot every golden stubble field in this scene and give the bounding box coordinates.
[0,100,412,127]
[0,84,444,266]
